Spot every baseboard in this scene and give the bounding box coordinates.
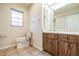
[0,44,16,50]
[33,44,43,51]
[0,44,16,56]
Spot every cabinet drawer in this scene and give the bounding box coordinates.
[76,36,79,44]
[43,33,47,38]
[58,34,77,43]
[47,33,53,39]
[67,35,77,43]
[48,33,58,39]
[58,34,68,41]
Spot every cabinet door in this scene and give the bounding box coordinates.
[43,37,47,51]
[77,44,79,56]
[65,42,77,56]
[58,41,65,56]
[58,41,77,56]
[46,39,52,53]
[51,40,58,55]
[76,36,79,56]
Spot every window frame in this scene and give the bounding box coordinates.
[11,8,24,27]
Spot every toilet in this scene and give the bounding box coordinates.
[16,37,29,48]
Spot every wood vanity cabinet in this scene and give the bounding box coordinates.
[51,39,58,55]
[57,41,66,56]
[46,39,52,53]
[43,37,47,51]
[43,33,79,56]
[57,35,77,56]
[76,36,79,55]
[57,41,77,56]
[65,42,77,56]
[43,33,58,55]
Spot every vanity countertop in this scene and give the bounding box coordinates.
[43,30,79,35]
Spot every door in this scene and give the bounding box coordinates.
[30,16,42,50]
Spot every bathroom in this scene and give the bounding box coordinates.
[0,3,79,56]
[0,3,45,56]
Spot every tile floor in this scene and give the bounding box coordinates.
[6,47,51,56]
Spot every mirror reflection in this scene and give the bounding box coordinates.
[43,3,79,32]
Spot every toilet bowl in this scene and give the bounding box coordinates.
[16,37,29,48]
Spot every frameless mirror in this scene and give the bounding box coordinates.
[43,3,79,32]
[55,3,79,32]
[42,4,55,31]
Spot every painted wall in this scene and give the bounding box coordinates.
[0,4,30,48]
[30,4,42,50]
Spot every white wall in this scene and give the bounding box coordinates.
[30,4,42,50]
[0,4,30,48]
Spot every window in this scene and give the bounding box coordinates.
[11,8,23,27]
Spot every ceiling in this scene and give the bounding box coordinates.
[20,3,33,8]
[47,3,79,11]
[16,3,33,9]
[55,3,79,14]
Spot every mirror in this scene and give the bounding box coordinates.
[43,3,79,32]
[55,3,79,32]
[42,4,54,31]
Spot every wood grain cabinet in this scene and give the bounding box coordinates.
[65,42,77,56]
[57,41,66,56]
[58,41,77,56]
[51,39,58,55]
[43,33,79,56]
[46,39,52,53]
[43,37,47,51]
[77,44,79,55]
[43,33,58,55]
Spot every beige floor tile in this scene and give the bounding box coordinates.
[2,46,51,56]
